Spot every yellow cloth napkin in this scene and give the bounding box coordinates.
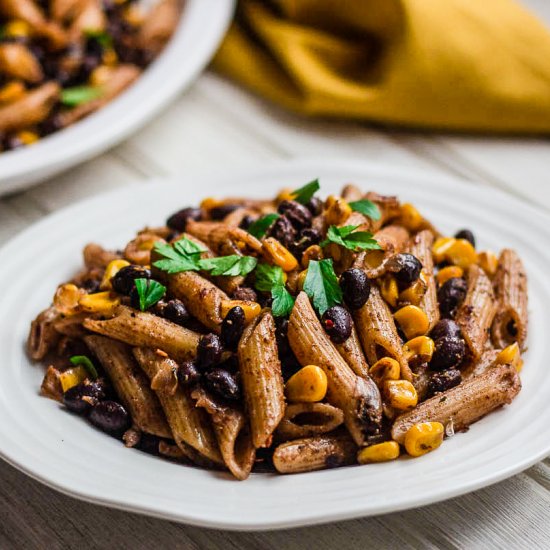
[213,0,550,133]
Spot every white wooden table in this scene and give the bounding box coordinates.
[2,2,550,546]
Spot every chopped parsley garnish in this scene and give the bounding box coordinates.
[134,278,166,311]
[290,179,320,205]
[247,213,280,239]
[254,263,295,317]
[199,255,258,277]
[320,225,381,252]
[60,86,103,107]
[84,29,113,49]
[349,199,381,221]
[303,259,342,315]
[70,355,98,379]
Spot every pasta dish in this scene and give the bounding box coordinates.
[28,180,527,479]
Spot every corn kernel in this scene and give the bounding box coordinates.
[445,239,477,269]
[59,366,88,393]
[436,265,464,286]
[401,203,423,231]
[123,4,144,25]
[285,365,328,403]
[398,276,427,306]
[221,300,261,323]
[357,441,400,464]
[404,422,444,457]
[4,20,31,38]
[384,380,418,410]
[263,237,298,271]
[380,276,399,308]
[477,251,499,277]
[324,195,352,225]
[432,237,455,264]
[297,269,308,291]
[276,187,294,202]
[369,357,400,386]
[100,259,130,290]
[78,291,120,316]
[89,65,113,87]
[200,197,222,211]
[403,336,435,362]
[0,81,25,104]
[394,305,429,340]
[54,284,85,316]
[102,48,118,66]
[301,245,323,268]
[496,342,523,371]
[17,131,39,145]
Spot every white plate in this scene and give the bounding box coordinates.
[0,159,548,531]
[0,0,235,196]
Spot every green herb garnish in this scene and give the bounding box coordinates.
[254,263,295,317]
[134,278,166,311]
[303,259,342,315]
[199,255,258,277]
[85,29,113,49]
[247,213,280,239]
[320,225,381,252]
[349,199,381,221]
[70,355,98,380]
[61,86,103,107]
[290,179,320,205]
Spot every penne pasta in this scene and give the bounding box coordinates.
[276,402,344,441]
[238,311,286,448]
[273,433,357,474]
[27,306,61,360]
[334,324,370,379]
[407,230,440,330]
[82,243,120,270]
[353,285,412,381]
[132,347,223,465]
[83,306,199,362]
[289,292,383,445]
[491,249,528,351]
[391,363,521,444]
[456,265,498,360]
[461,349,499,381]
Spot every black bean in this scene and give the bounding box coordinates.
[429,368,462,395]
[339,269,371,310]
[239,215,255,230]
[277,200,313,230]
[166,207,202,232]
[231,286,258,302]
[321,306,353,344]
[305,196,323,216]
[430,319,462,341]
[204,368,241,400]
[89,401,130,434]
[112,265,151,295]
[156,299,189,326]
[221,306,246,348]
[177,361,201,386]
[196,334,223,369]
[267,216,297,248]
[63,381,107,415]
[454,229,476,248]
[210,204,240,221]
[431,336,466,370]
[386,253,423,285]
[292,227,322,258]
[438,277,468,318]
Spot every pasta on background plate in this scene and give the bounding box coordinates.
[28,180,527,479]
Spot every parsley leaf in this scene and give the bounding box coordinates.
[85,29,113,49]
[70,355,98,379]
[291,179,320,205]
[254,263,295,317]
[198,255,257,276]
[349,199,381,221]
[247,213,280,239]
[321,225,381,251]
[134,278,166,311]
[61,86,103,107]
[303,259,342,315]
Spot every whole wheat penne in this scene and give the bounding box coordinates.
[289,292,383,445]
[365,192,401,232]
[27,306,61,360]
[276,403,344,441]
[53,312,91,338]
[334,325,370,379]
[391,363,521,443]
[461,349,499,381]
[132,347,223,465]
[273,433,357,474]
[238,311,285,448]
[184,220,227,252]
[456,265,497,360]
[85,336,171,438]
[353,285,412,381]
[83,306,199,362]
[192,387,256,480]
[491,249,528,350]
[340,184,363,203]
[408,230,440,330]
[82,243,120,269]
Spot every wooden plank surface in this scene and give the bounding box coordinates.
[1,1,550,547]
